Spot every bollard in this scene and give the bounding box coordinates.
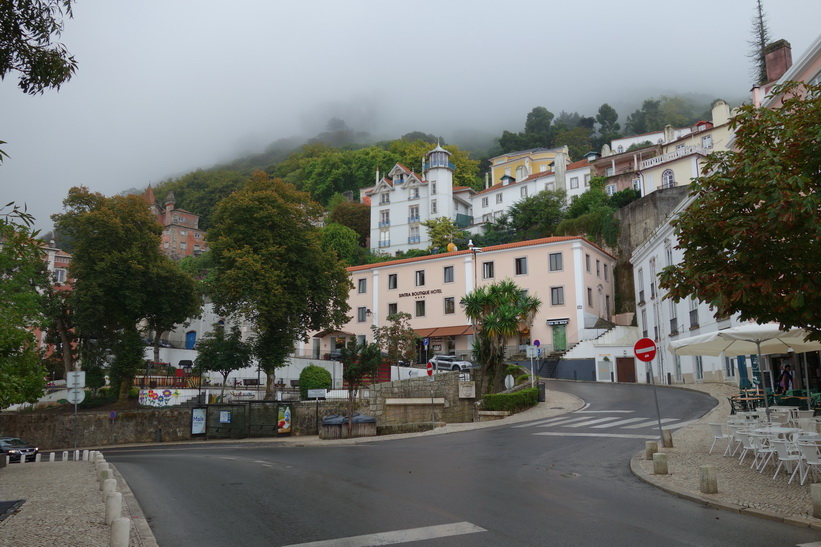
[0,455,6,468]
[812,484,821,519]
[73,450,79,461]
[62,451,68,462]
[96,461,109,473]
[110,516,131,547]
[49,452,55,463]
[653,453,668,475]
[105,492,123,525]
[102,478,117,503]
[35,453,41,463]
[83,450,89,461]
[645,441,659,460]
[20,454,26,464]
[661,429,674,448]
[699,464,718,494]
[98,468,111,488]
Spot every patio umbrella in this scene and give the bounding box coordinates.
[669,323,821,418]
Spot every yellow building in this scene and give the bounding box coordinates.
[488,146,569,185]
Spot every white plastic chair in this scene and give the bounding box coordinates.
[708,423,731,455]
[736,431,756,466]
[771,439,801,481]
[749,434,776,472]
[796,442,821,485]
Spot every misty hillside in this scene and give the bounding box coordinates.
[148,93,737,230]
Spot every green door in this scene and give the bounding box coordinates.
[552,324,566,352]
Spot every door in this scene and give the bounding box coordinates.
[185,331,197,350]
[616,357,636,383]
[552,325,566,352]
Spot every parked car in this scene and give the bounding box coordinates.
[428,355,476,372]
[0,437,39,463]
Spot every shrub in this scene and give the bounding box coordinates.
[129,386,140,399]
[483,387,538,413]
[299,364,332,399]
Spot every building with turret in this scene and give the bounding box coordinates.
[143,187,208,260]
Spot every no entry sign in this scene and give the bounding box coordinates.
[633,338,657,362]
[427,361,433,376]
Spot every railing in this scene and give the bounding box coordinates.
[378,240,391,247]
[639,145,708,169]
[408,194,420,201]
[423,161,455,171]
[689,309,700,329]
[408,236,421,244]
[638,290,645,304]
[408,216,420,223]
[378,220,390,227]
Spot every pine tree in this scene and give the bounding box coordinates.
[748,0,771,85]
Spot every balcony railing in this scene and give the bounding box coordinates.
[689,309,700,330]
[423,160,456,171]
[378,220,390,227]
[408,236,421,244]
[408,216,420,224]
[378,240,391,248]
[639,145,708,169]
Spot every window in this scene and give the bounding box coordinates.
[665,245,673,267]
[53,269,66,283]
[388,274,398,290]
[585,254,591,272]
[409,205,419,223]
[443,266,454,283]
[596,259,601,277]
[180,230,187,236]
[444,297,455,314]
[689,297,699,329]
[662,169,675,189]
[358,279,367,293]
[357,307,367,322]
[379,230,390,248]
[388,303,398,316]
[570,177,579,189]
[695,356,704,380]
[408,225,420,244]
[380,192,390,204]
[515,257,527,275]
[496,193,503,204]
[641,309,648,338]
[669,299,678,334]
[521,186,528,198]
[482,261,494,279]
[431,183,437,194]
[410,188,419,199]
[415,300,426,317]
[546,182,555,191]
[431,200,437,214]
[702,134,713,149]
[550,286,564,306]
[549,253,562,271]
[195,233,202,239]
[587,287,592,307]
[180,242,187,250]
[604,264,609,281]
[482,197,488,208]
[415,270,425,286]
[637,268,645,303]
[606,184,616,196]
[584,174,591,186]
[380,210,390,227]
[606,167,614,176]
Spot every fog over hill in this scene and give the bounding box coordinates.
[2,1,819,231]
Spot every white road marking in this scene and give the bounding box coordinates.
[534,432,660,440]
[575,410,635,413]
[591,417,647,428]
[282,521,487,546]
[564,417,623,428]
[620,418,680,429]
[536,416,602,427]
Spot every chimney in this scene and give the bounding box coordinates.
[764,39,792,83]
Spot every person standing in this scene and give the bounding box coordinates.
[779,363,794,393]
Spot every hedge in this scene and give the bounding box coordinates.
[482,387,539,413]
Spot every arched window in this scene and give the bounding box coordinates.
[662,169,675,188]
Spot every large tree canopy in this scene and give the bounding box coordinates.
[659,81,821,339]
[208,171,352,394]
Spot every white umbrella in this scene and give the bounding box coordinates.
[669,323,821,418]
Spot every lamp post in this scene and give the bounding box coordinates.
[467,239,482,293]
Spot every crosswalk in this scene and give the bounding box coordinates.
[514,409,696,439]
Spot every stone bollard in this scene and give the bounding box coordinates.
[105,492,123,525]
[73,450,80,461]
[98,467,111,488]
[49,453,55,463]
[62,451,68,462]
[699,465,718,494]
[662,429,674,448]
[812,484,821,519]
[110,516,131,547]
[653,453,668,475]
[35,453,41,463]
[645,441,659,460]
[102,478,117,503]
[83,450,89,461]
[20,454,26,464]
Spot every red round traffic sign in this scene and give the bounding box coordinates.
[633,338,657,362]
[426,361,433,376]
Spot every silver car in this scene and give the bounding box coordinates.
[428,355,476,372]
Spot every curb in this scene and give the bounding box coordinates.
[110,463,159,547]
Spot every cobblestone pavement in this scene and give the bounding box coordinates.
[2,383,820,546]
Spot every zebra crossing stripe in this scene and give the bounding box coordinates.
[591,417,647,428]
[536,416,602,427]
[621,418,679,429]
[575,410,634,413]
[564,417,623,428]
[534,432,660,440]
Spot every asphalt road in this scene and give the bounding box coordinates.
[106,382,821,546]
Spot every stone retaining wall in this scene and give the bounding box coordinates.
[369,373,476,427]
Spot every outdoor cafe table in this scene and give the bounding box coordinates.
[734,397,764,411]
[754,426,802,440]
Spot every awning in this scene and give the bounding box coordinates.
[414,328,437,338]
[313,329,354,338]
[415,325,473,338]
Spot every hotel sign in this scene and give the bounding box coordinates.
[399,288,443,298]
[546,318,569,326]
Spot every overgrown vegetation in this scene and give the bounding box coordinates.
[482,387,539,413]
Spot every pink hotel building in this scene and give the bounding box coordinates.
[307,236,616,363]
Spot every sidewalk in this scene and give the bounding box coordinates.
[2,383,820,545]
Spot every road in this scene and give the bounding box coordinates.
[106,382,821,546]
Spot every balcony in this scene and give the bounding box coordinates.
[408,216,420,224]
[378,220,391,227]
[408,236,421,244]
[639,145,708,169]
[378,240,391,248]
[423,160,455,171]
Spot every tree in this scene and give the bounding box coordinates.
[502,189,567,241]
[461,279,541,394]
[594,103,622,151]
[194,324,254,401]
[41,282,76,378]
[658,81,821,339]
[0,203,48,406]
[298,364,331,400]
[326,201,370,247]
[340,340,382,436]
[498,107,556,153]
[321,222,361,266]
[208,171,351,397]
[420,217,468,252]
[52,187,176,402]
[142,259,202,362]
[556,177,620,250]
[371,312,419,367]
[748,0,771,86]
[0,1,77,95]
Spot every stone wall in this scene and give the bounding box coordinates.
[368,373,476,427]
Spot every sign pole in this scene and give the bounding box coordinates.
[633,338,665,445]
[427,360,435,430]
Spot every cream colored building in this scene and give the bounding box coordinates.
[303,236,616,364]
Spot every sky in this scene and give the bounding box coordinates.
[2,0,820,232]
